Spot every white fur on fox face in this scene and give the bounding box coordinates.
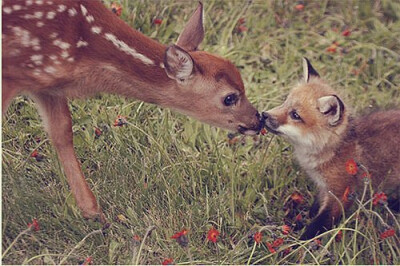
[278,124,315,147]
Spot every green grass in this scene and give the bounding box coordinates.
[2,0,400,264]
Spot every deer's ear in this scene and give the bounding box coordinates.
[317,95,345,126]
[176,2,204,51]
[303,57,320,83]
[164,45,194,82]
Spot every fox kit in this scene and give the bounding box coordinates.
[262,58,400,240]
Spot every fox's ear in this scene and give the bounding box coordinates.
[164,45,194,83]
[176,2,204,51]
[317,95,344,126]
[303,58,320,83]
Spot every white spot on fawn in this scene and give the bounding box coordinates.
[26,0,33,6]
[33,69,42,75]
[46,11,56,19]
[86,15,94,23]
[49,32,58,39]
[91,26,102,34]
[31,54,44,65]
[49,55,57,60]
[104,33,154,65]
[3,7,12,14]
[80,4,88,16]
[57,5,66,12]
[68,8,77,17]
[36,21,44,27]
[76,39,88,48]
[46,1,53,4]
[53,39,71,50]
[35,0,44,5]
[44,66,56,74]
[34,11,43,19]
[11,26,41,50]
[60,50,69,58]
[12,5,22,11]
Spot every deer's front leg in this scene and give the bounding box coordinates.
[32,93,105,223]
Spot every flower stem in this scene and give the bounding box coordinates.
[2,228,32,258]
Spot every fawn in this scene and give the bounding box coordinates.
[3,0,263,222]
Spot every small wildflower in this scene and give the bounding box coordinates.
[326,42,339,53]
[162,258,174,265]
[342,29,351,37]
[253,232,262,244]
[314,239,322,246]
[27,218,40,231]
[113,115,127,127]
[171,229,189,247]
[260,128,268,135]
[291,192,304,204]
[238,17,245,25]
[237,25,248,33]
[31,150,38,157]
[295,4,305,11]
[342,186,351,203]
[295,213,302,221]
[111,3,122,16]
[266,242,276,253]
[272,238,284,247]
[345,159,358,175]
[81,256,93,265]
[335,230,343,242]
[283,247,292,256]
[207,227,220,243]
[380,228,395,240]
[282,224,291,235]
[373,192,387,206]
[132,235,141,246]
[94,127,102,138]
[116,214,127,223]
[153,18,163,25]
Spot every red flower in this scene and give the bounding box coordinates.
[295,213,302,221]
[238,17,246,25]
[153,18,163,25]
[272,238,284,248]
[162,258,174,265]
[380,228,395,240]
[345,159,358,175]
[283,247,292,256]
[282,225,291,235]
[171,229,189,247]
[111,3,122,16]
[94,127,102,138]
[342,186,351,203]
[113,115,127,127]
[238,25,248,33]
[27,218,40,231]
[171,229,188,239]
[314,239,322,245]
[207,227,220,243]
[253,232,262,244]
[260,128,268,136]
[326,42,339,53]
[335,230,343,242]
[295,4,305,11]
[266,242,276,253]
[291,192,304,204]
[81,257,93,265]
[361,172,371,179]
[30,150,38,157]
[342,29,351,37]
[373,192,388,206]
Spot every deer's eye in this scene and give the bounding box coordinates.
[289,110,302,121]
[224,94,238,106]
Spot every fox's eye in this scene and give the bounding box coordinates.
[290,110,302,120]
[223,94,238,106]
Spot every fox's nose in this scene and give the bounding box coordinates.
[261,112,270,121]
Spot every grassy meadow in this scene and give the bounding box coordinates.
[2,0,400,264]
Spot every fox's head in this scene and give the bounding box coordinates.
[262,58,349,154]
